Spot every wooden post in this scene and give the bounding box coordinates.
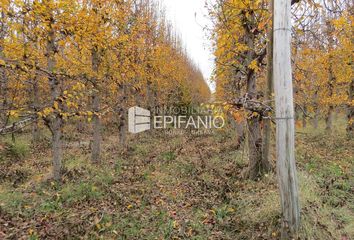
[273,0,300,237]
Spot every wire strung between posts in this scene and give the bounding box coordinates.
[273,28,292,32]
[273,117,294,120]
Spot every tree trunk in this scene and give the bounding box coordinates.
[146,79,154,111]
[325,106,334,132]
[51,116,62,180]
[118,110,126,147]
[91,93,101,163]
[325,67,335,132]
[302,105,307,128]
[32,77,40,142]
[91,47,101,164]
[0,56,8,127]
[312,91,319,129]
[47,18,62,181]
[313,112,319,129]
[76,118,85,133]
[0,11,8,127]
[247,115,264,179]
[246,73,270,179]
[32,118,40,142]
[325,20,335,133]
[241,15,270,179]
[294,106,299,122]
[273,0,300,237]
[262,0,274,168]
[347,78,354,137]
[118,84,127,147]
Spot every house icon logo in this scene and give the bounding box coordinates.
[128,106,151,134]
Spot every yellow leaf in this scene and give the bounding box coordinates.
[173,220,179,229]
[28,229,34,235]
[9,110,19,118]
[248,59,259,72]
[252,112,259,117]
[227,207,235,213]
[53,101,59,110]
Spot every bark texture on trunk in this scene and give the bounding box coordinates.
[51,116,62,180]
[91,47,101,164]
[302,105,307,128]
[325,106,334,132]
[0,11,8,127]
[247,116,265,179]
[262,0,274,168]
[246,73,270,180]
[32,77,40,142]
[273,0,300,236]
[325,20,335,133]
[312,91,319,129]
[239,13,271,179]
[118,83,127,147]
[146,80,154,111]
[47,17,63,181]
[347,78,354,137]
[0,56,8,127]
[313,114,319,128]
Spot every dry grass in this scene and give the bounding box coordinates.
[0,119,353,239]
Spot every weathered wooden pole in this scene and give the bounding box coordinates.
[273,0,300,237]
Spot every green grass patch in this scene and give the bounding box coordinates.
[5,139,30,160]
[161,151,176,161]
[0,190,30,215]
[59,181,103,204]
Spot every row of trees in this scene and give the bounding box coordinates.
[208,0,275,179]
[209,0,353,178]
[0,0,210,180]
[292,0,353,134]
[208,0,352,236]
